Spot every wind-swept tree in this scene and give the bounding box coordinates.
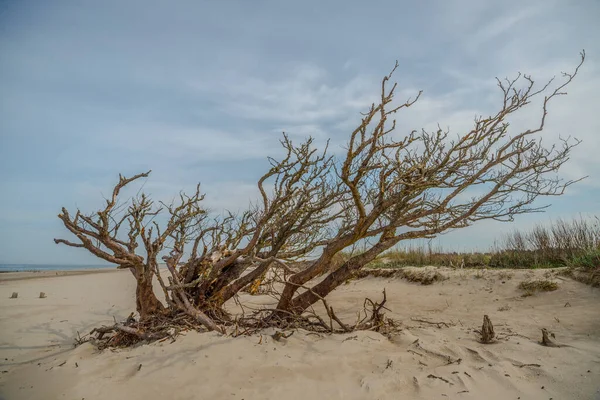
[56,52,585,340]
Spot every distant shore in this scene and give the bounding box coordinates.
[0,268,122,282]
[0,263,116,273]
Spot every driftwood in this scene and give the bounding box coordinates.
[39,292,46,299]
[10,292,17,299]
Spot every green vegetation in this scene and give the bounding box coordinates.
[368,216,599,273]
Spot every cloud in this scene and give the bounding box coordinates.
[0,0,598,263]
[188,66,380,126]
[465,6,545,53]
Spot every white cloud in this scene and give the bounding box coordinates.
[1,0,599,263]
[189,66,379,125]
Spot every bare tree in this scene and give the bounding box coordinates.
[276,52,585,315]
[56,52,585,342]
[55,173,207,320]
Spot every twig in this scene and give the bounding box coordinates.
[512,363,541,368]
[410,317,453,328]
[427,374,454,385]
[407,349,424,357]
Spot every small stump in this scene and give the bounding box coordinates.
[480,315,495,343]
[10,292,18,299]
[540,328,560,347]
[39,292,46,299]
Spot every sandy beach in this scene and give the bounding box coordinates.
[0,267,598,399]
[0,268,117,282]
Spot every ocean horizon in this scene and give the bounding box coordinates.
[0,263,117,272]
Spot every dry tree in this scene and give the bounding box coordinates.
[56,52,585,344]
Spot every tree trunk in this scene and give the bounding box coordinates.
[276,250,338,311]
[216,261,272,305]
[284,238,397,314]
[197,259,246,304]
[135,275,165,320]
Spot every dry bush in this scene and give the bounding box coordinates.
[518,279,559,292]
[353,268,446,285]
[380,247,490,268]
[493,216,600,268]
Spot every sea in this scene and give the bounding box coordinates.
[0,264,116,273]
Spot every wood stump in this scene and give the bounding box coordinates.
[10,292,18,299]
[540,328,560,347]
[39,292,46,299]
[480,315,495,343]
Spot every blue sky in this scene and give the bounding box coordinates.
[0,0,599,264]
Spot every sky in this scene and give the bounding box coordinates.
[0,0,599,264]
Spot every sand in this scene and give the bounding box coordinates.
[0,267,599,399]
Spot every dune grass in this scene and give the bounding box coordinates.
[518,279,559,292]
[366,216,599,274]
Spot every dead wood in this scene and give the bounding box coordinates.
[54,53,586,348]
[540,328,561,347]
[479,315,495,344]
[10,292,17,299]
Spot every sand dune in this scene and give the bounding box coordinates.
[1,267,599,399]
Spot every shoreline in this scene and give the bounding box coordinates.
[0,268,123,282]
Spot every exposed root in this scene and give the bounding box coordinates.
[83,289,401,349]
[233,289,400,338]
[80,312,211,350]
